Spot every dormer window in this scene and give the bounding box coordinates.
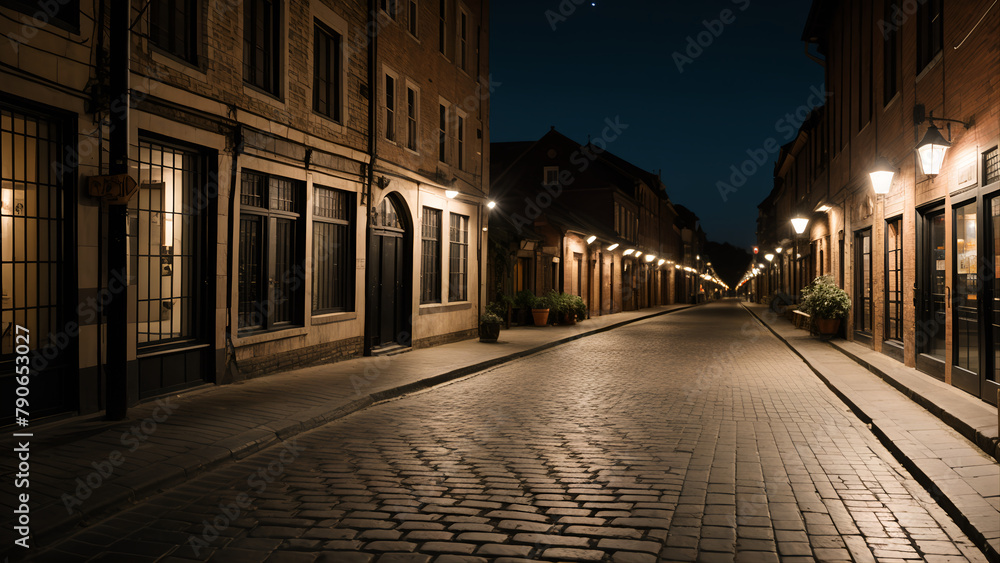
[543,166,559,186]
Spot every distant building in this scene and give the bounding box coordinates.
[0,0,490,424]
[488,128,710,317]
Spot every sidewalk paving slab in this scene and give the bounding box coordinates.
[743,302,1000,561]
[0,304,693,551]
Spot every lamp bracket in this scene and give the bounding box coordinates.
[913,105,973,129]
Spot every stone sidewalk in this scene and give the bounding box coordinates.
[743,302,1000,560]
[0,304,693,550]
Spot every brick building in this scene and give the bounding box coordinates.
[756,0,999,404]
[488,128,716,318]
[0,0,490,425]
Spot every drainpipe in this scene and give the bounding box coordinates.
[105,0,130,420]
[362,0,378,356]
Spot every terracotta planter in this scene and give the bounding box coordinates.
[561,312,576,325]
[815,317,841,337]
[479,322,501,343]
[531,308,550,326]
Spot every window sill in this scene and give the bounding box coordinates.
[311,311,358,325]
[150,49,206,81]
[243,83,284,105]
[419,302,472,315]
[233,325,308,346]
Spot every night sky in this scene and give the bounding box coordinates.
[489,0,824,249]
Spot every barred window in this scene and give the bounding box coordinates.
[313,187,354,314]
[449,213,468,301]
[238,171,303,332]
[421,207,442,303]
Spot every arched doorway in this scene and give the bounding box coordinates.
[368,194,412,350]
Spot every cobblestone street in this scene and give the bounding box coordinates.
[35,302,988,562]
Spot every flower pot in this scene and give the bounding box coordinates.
[561,312,576,325]
[531,308,550,326]
[815,317,841,337]
[479,322,501,343]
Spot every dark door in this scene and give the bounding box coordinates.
[0,101,76,426]
[917,207,946,379]
[952,201,980,395]
[370,196,410,349]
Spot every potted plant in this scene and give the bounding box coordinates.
[799,275,851,339]
[479,310,503,343]
[531,294,551,326]
[544,290,569,325]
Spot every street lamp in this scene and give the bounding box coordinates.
[586,235,597,244]
[869,156,896,194]
[487,200,496,209]
[791,216,809,234]
[765,253,774,262]
[915,124,950,177]
[607,243,619,251]
[445,190,459,199]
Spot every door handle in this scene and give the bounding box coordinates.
[946,286,951,307]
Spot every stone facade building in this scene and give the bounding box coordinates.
[0,0,489,424]
[756,0,999,404]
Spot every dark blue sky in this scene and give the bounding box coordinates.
[489,0,824,249]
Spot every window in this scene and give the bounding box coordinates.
[408,0,419,36]
[421,208,442,303]
[543,166,559,186]
[883,0,898,104]
[438,103,447,162]
[449,213,468,301]
[385,74,396,142]
[406,86,418,151]
[854,229,872,334]
[916,0,942,72]
[244,0,281,94]
[456,114,465,170]
[459,9,468,70]
[313,186,354,314]
[985,146,999,186]
[313,21,342,121]
[886,218,903,342]
[380,0,397,18]
[134,141,206,346]
[150,0,199,64]
[438,0,447,55]
[0,104,65,363]
[238,171,304,332]
[6,0,79,32]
